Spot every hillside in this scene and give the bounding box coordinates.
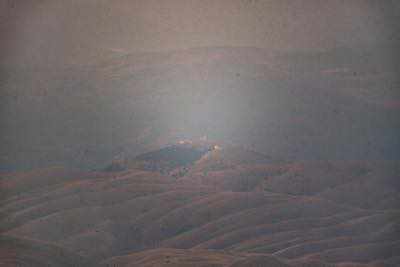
[0,234,96,267]
[1,145,399,266]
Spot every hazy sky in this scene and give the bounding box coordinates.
[1,0,399,67]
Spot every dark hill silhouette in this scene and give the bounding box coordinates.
[131,143,214,174]
[104,141,216,175]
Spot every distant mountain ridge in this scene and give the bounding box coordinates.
[1,46,399,171]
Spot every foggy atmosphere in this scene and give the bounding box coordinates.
[0,1,399,266]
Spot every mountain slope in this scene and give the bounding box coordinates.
[1,145,399,266]
[0,234,96,267]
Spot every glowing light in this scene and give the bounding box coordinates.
[214,145,221,150]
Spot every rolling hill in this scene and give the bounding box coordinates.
[1,144,399,266]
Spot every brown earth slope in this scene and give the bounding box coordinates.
[1,146,399,266]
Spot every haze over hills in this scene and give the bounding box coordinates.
[1,143,399,266]
[1,1,399,266]
[1,46,399,171]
